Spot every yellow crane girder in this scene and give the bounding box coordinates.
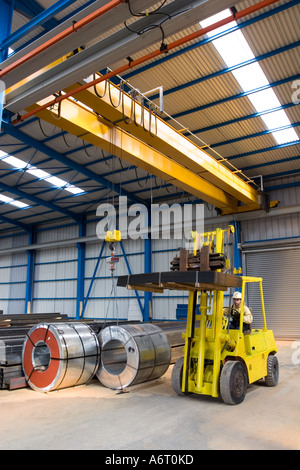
[26,97,238,213]
[63,77,261,210]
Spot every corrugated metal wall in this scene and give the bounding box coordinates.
[33,245,78,316]
[240,182,300,339]
[241,185,300,243]
[0,231,28,314]
[245,249,300,339]
[33,222,78,316]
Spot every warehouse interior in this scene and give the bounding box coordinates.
[0,0,299,451]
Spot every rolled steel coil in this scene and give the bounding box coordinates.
[22,322,100,392]
[96,323,171,389]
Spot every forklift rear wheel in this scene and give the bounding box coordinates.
[172,357,189,396]
[220,360,248,405]
[265,354,279,387]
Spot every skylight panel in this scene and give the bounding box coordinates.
[0,194,29,208]
[1,155,27,169]
[27,168,49,179]
[66,186,85,195]
[249,88,281,112]
[200,10,299,146]
[232,63,269,92]
[262,109,291,130]
[0,153,29,208]
[272,128,298,144]
[0,153,84,194]
[46,176,69,187]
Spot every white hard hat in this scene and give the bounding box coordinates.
[233,291,242,299]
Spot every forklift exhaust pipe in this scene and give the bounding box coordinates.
[96,323,171,389]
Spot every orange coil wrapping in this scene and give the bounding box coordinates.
[22,322,100,392]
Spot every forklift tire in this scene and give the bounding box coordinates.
[172,357,189,396]
[220,360,248,405]
[265,354,279,387]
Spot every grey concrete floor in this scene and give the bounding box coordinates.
[0,340,299,451]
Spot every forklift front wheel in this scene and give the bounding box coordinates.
[265,354,279,387]
[220,360,248,405]
[172,357,189,396]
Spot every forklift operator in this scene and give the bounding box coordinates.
[223,291,253,334]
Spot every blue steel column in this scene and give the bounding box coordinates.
[232,220,242,275]
[25,230,35,314]
[0,0,14,127]
[76,220,86,319]
[143,207,152,322]
[143,237,152,322]
[0,0,13,61]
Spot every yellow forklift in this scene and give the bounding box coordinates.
[171,227,279,405]
[117,226,279,405]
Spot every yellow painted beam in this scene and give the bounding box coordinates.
[64,78,261,209]
[26,98,238,212]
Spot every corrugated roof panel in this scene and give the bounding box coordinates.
[36,0,91,22]
[245,160,300,178]
[160,73,243,117]
[241,2,300,53]
[183,96,257,133]
[121,29,227,90]
[197,116,271,145]
[277,82,300,103]
[210,133,277,156]
[230,143,300,168]
[259,48,300,84]
[10,10,29,34]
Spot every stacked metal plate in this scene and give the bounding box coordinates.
[0,365,25,390]
[0,336,26,365]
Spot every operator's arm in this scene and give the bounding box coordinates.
[243,306,253,324]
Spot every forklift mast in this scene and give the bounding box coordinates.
[182,226,236,397]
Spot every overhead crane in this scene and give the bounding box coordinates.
[5,68,268,214]
[12,73,273,214]
[1,0,280,215]
[5,75,270,214]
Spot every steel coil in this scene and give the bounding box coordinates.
[96,323,171,389]
[22,322,100,392]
